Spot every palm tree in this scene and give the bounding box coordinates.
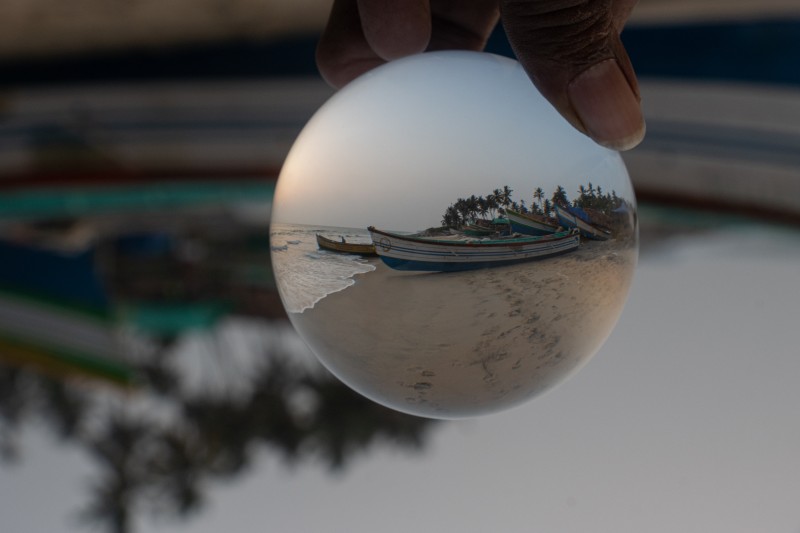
[466,195,480,223]
[533,187,544,209]
[491,188,503,210]
[486,193,499,219]
[455,198,470,226]
[441,206,458,228]
[477,196,489,220]
[543,198,553,217]
[501,185,513,208]
[552,185,569,207]
[531,187,544,213]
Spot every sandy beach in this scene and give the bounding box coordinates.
[289,238,637,418]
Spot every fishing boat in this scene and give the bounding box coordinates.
[555,205,612,240]
[462,223,496,236]
[505,209,560,236]
[316,233,377,255]
[367,226,580,272]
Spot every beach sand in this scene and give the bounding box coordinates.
[289,239,637,418]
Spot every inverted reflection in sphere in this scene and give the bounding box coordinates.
[270,51,637,419]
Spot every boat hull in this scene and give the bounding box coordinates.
[368,226,580,272]
[555,206,611,240]
[505,209,560,236]
[462,223,495,236]
[316,233,377,255]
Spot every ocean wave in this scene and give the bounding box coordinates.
[270,223,376,313]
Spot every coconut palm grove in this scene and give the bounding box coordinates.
[440,183,631,232]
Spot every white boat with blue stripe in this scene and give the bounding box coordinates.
[367,226,581,272]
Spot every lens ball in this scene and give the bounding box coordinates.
[270,51,637,419]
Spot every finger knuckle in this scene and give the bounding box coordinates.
[501,0,615,66]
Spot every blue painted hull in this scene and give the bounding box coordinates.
[368,226,581,272]
[377,247,579,272]
[555,206,610,241]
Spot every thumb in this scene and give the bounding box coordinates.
[501,0,645,151]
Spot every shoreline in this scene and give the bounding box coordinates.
[290,240,637,418]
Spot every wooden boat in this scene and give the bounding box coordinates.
[367,226,580,272]
[505,209,560,236]
[462,223,495,236]
[555,205,612,241]
[316,233,377,255]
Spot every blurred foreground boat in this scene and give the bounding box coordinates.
[316,233,377,256]
[555,206,612,240]
[505,209,560,236]
[0,240,134,386]
[367,226,580,272]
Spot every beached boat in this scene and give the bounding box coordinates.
[367,226,580,272]
[555,205,612,240]
[462,223,496,236]
[505,209,560,236]
[316,233,377,255]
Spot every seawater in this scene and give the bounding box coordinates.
[270,223,376,313]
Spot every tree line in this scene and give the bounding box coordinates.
[441,182,625,228]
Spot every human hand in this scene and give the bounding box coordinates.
[316,0,645,151]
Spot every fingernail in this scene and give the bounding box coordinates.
[568,59,645,151]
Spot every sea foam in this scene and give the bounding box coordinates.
[270,223,376,313]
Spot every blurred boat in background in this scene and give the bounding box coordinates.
[0,238,133,385]
[2,13,800,224]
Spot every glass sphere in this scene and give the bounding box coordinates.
[270,51,637,419]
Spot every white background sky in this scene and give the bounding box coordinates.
[3,222,800,533]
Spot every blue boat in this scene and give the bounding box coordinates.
[555,206,612,240]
